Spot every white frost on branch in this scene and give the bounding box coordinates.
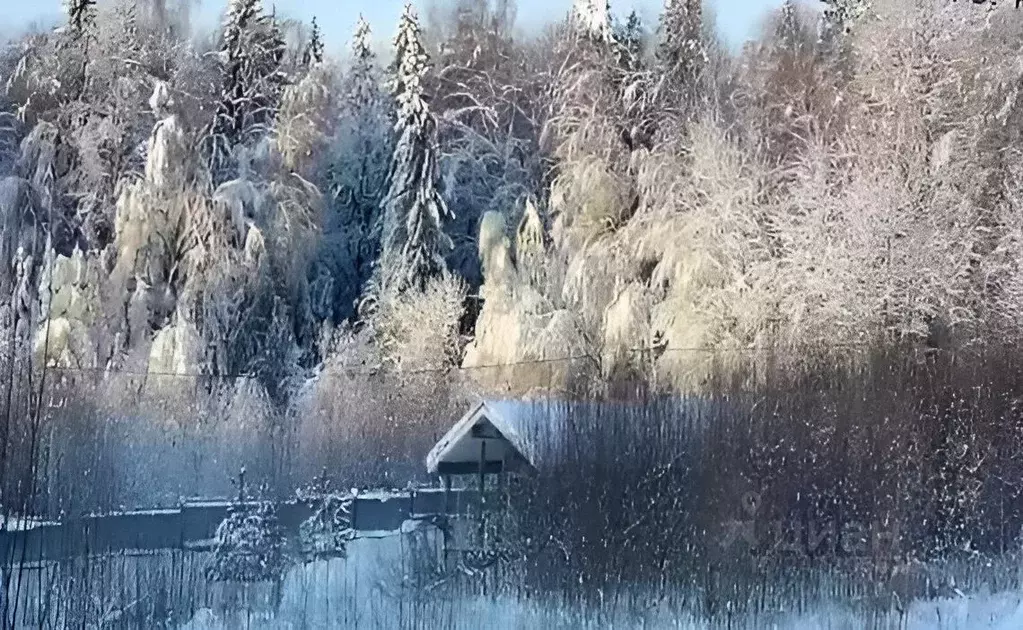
[572,0,615,44]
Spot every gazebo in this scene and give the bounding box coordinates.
[425,400,549,572]
[426,400,540,478]
[424,396,720,575]
[427,396,720,481]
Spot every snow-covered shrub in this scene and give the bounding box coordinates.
[374,270,467,371]
[206,502,287,583]
[298,492,354,561]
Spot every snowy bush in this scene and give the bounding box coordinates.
[298,492,354,561]
[206,502,287,583]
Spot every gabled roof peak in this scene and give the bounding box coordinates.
[426,400,537,476]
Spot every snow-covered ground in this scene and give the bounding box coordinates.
[178,587,1023,630]
[180,587,1023,629]
[736,592,1023,630]
[8,517,1023,629]
[176,522,1023,630]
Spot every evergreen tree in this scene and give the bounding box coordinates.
[657,0,705,98]
[776,0,801,52]
[342,16,391,241]
[430,0,530,291]
[573,0,616,46]
[819,0,869,45]
[118,1,140,53]
[57,0,98,106]
[440,0,515,75]
[346,16,384,124]
[374,4,453,298]
[553,0,633,160]
[63,0,97,41]
[615,10,645,72]
[302,16,324,67]
[208,0,288,184]
[206,502,287,582]
[315,16,393,322]
[298,492,354,561]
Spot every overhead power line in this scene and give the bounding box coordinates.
[10,338,946,381]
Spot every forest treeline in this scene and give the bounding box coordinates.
[10,2,1023,619]
[5,0,1023,401]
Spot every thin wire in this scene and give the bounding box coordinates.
[27,338,912,380]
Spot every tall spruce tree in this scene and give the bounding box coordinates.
[615,10,646,72]
[208,0,287,184]
[316,16,393,322]
[373,4,453,299]
[346,16,384,125]
[343,16,391,247]
[302,16,324,67]
[657,0,705,101]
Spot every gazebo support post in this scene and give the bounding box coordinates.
[479,440,488,596]
[443,474,451,569]
[499,452,506,510]
[478,440,487,543]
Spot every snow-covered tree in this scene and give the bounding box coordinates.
[819,0,870,44]
[302,16,324,67]
[63,0,98,41]
[427,0,536,290]
[208,0,288,184]
[550,0,627,142]
[572,0,615,45]
[312,16,392,323]
[657,0,705,99]
[345,16,387,132]
[206,501,287,582]
[439,0,516,64]
[777,0,802,52]
[372,4,453,300]
[615,10,646,72]
[298,492,354,561]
